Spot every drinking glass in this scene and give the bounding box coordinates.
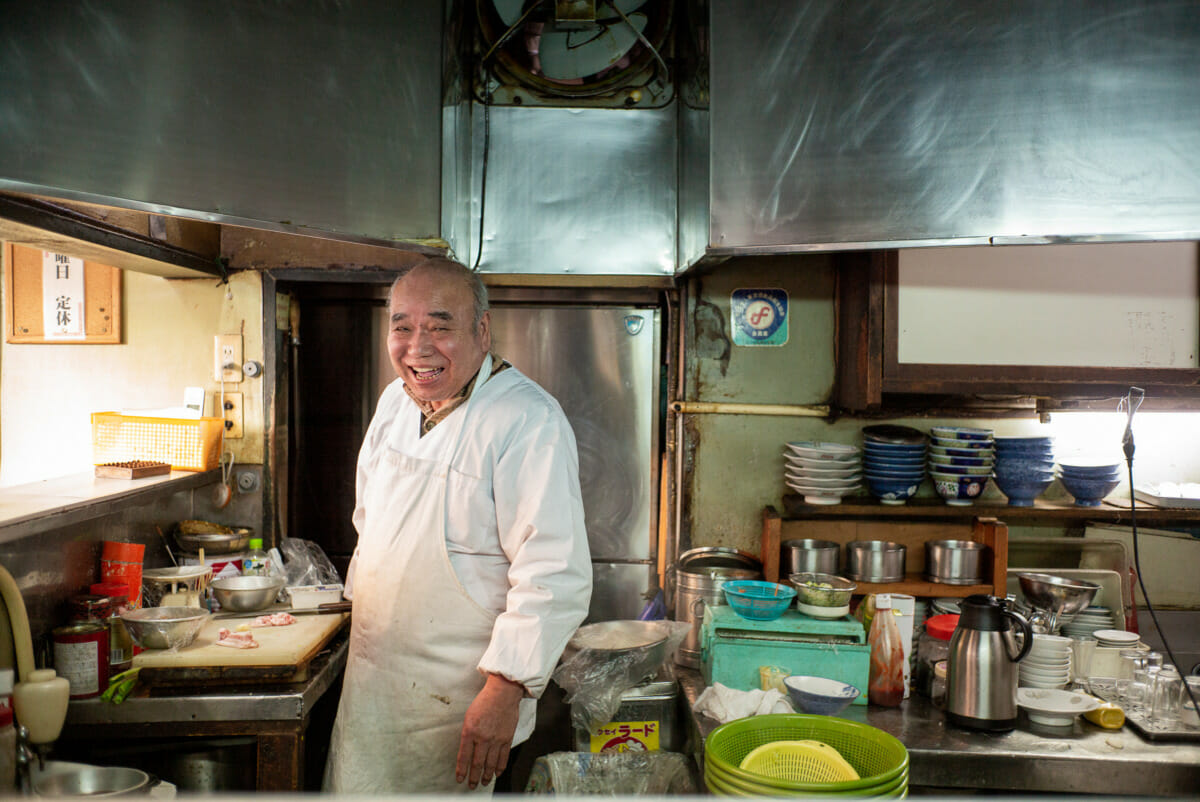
[1129,666,1158,715]
[1116,649,1146,705]
[1068,636,1096,688]
[1182,676,1200,731]
[1149,665,1183,730]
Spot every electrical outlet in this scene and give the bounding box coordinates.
[214,334,243,382]
[221,392,244,438]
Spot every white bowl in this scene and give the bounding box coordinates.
[1093,629,1139,647]
[785,441,861,461]
[783,460,862,478]
[1017,688,1099,727]
[796,600,851,619]
[1022,655,1071,670]
[784,472,862,489]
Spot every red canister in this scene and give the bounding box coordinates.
[52,622,109,699]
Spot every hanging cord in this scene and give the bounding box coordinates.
[1121,387,1199,715]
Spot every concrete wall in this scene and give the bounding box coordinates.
[0,267,265,486]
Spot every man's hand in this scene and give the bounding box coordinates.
[456,672,524,789]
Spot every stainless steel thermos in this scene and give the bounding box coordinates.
[946,594,1033,731]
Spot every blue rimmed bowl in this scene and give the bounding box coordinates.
[865,474,923,505]
[930,426,994,442]
[994,472,1056,507]
[1058,473,1121,507]
[931,471,991,506]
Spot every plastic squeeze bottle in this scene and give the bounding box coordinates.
[242,538,269,576]
[867,593,906,707]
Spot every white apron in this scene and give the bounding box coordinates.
[325,358,500,794]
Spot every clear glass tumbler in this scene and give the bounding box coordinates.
[1182,676,1200,731]
[1149,665,1183,730]
[1129,666,1159,715]
[1116,649,1147,705]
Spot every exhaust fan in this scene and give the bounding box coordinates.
[475,0,673,107]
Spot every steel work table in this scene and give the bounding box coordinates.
[678,668,1200,796]
[56,627,348,791]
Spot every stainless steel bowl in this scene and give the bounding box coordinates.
[563,620,670,685]
[845,540,906,582]
[789,572,857,607]
[924,539,986,584]
[34,765,154,797]
[780,539,840,575]
[211,575,286,612]
[173,527,253,555]
[120,606,209,650]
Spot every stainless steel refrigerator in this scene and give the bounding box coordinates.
[286,283,662,623]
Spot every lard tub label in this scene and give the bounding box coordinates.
[590,720,659,752]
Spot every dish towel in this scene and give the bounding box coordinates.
[693,682,795,723]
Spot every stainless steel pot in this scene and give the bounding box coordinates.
[781,538,840,575]
[925,539,985,584]
[845,540,906,582]
[671,547,761,668]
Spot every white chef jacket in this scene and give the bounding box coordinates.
[344,365,592,712]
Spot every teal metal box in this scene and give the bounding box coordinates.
[700,606,870,705]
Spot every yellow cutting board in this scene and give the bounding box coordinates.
[132,608,349,686]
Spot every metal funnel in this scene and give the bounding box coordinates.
[1017,572,1100,633]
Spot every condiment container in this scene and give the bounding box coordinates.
[52,622,109,699]
[867,593,905,707]
[91,582,134,675]
[914,613,959,697]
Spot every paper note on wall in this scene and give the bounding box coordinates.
[42,251,86,339]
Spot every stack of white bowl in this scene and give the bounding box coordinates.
[783,441,863,506]
[1062,606,1116,639]
[1020,634,1072,689]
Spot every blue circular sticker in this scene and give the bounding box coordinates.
[731,289,788,346]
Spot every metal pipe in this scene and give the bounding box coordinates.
[671,400,830,417]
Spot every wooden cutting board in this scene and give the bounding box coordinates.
[132,608,349,687]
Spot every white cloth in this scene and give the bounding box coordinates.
[326,357,592,793]
[693,682,795,723]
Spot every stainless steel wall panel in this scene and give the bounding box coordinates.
[0,1,443,244]
[472,105,676,275]
[707,0,1200,252]
[589,562,657,622]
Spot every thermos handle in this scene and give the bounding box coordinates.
[1005,607,1034,662]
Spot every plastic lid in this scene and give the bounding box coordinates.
[249,538,264,549]
[875,593,892,609]
[925,613,961,641]
[934,660,948,678]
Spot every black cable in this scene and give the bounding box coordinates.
[1121,389,1199,719]
[472,94,491,273]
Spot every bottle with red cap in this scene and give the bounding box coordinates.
[915,613,960,698]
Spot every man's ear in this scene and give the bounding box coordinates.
[478,310,491,351]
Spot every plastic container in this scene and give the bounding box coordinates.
[242,538,269,576]
[722,580,796,621]
[914,614,959,697]
[91,411,223,471]
[867,594,905,707]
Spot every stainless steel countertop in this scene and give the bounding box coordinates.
[65,629,347,725]
[677,668,1200,796]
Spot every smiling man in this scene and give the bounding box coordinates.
[323,257,592,794]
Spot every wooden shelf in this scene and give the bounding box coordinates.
[761,506,1008,600]
[781,494,1200,524]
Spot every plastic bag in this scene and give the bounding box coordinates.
[525,752,697,794]
[552,620,690,735]
[278,538,342,587]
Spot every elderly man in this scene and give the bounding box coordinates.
[324,257,592,793]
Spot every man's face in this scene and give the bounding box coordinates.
[387,266,490,410]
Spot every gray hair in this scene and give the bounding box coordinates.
[391,256,489,326]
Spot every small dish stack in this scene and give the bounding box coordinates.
[1062,606,1116,638]
[784,441,863,506]
[992,436,1056,507]
[1020,634,1072,690]
[1057,460,1123,507]
[928,427,994,506]
[861,425,927,505]
[1092,629,1141,649]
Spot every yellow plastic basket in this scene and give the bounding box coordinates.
[739,740,861,783]
[91,412,224,472]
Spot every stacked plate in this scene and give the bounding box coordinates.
[992,436,1056,507]
[1092,629,1141,649]
[784,441,862,506]
[1020,634,1072,689]
[1062,606,1116,639]
[928,427,994,506]
[861,425,927,505]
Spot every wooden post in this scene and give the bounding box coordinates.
[761,506,782,583]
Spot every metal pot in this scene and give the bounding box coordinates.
[845,540,906,582]
[34,765,154,797]
[781,538,840,575]
[670,547,761,668]
[925,540,985,584]
[563,621,671,686]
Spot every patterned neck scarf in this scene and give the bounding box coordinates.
[404,352,510,436]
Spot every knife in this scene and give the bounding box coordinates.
[213,601,352,620]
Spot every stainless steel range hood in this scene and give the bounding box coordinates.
[680,0,1200,264]
[0,1,448,277]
